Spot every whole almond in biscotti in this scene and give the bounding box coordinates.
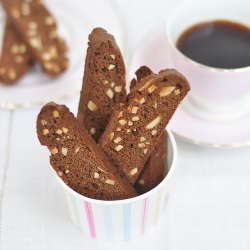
[130,66,167,193]
[2,0,68,76]
[36,102,138,200]
[77,28,126,141]
[0,17,33,84]
[99,68,190,184]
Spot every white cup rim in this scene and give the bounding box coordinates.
[165,0,250,73]
[53,128,177,205]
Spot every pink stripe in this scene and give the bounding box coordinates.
[141,197,148,234]
[84,201,96,238]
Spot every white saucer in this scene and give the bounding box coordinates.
[128,29,250,147]
[0,0,124,109]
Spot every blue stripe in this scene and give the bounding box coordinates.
[69,193,82,230]
[123,203,131,241]
[103,206,113,241]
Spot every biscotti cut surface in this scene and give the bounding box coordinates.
[99,68,190,184]
[130,66,167,193]
[0,18,32,84]
[36,102,138,200]
[2,0,68,76]
[77,28,126,141]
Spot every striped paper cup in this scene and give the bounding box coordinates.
[54,128,177,241]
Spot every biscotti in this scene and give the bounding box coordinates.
[36,102,138,200]
[99,68,190,184]
[0,17,32,84]
[77,28,126,141]
[131,66,167,193]
[135,130,167,194]
[1,0,68,76]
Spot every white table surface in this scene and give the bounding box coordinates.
[1,0,250,249]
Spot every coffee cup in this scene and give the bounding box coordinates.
[165,0,250,122]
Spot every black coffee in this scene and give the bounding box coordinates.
[176,20,250,69]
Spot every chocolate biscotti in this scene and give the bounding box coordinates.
[1,0,68,76]
[0,17,32,84]
[130,66,167,193]
[37,102,138,200]
[77,28,126,141]
[99,69,190,184]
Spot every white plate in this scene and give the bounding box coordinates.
[128,29,250,147]
[0,0,124,109]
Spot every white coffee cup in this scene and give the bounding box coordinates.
[165,0,250,122]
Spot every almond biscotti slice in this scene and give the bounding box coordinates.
[130,66,167,193]
[0,17,32,84]
[99,68,190,184]
[77,28,126,141]
[2,0,68,76]
[36,102,138,200]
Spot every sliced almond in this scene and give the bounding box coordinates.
[146,116,161,129]
[139,98,145,104]
[114,137,122,143]
[138,143,145,148]
[128,121,133,126]
[118,111,123,118]
[140,137,146,142]
[106,89,114,99]
[119,119,127,126]
[143,149,148,155]
[87,101,98,111]
[94,172,99,179]
[148,84,157,93]
[130,168,138,176]
[62,127,68,134]
[108,64,115,70]
[159,86,175,97]
[108,133,114,141]
[110,54,115,59]
[43,129,49,135]
[75,147,80,153]
[90,127,96,135]
[61,147,68,156]
[151,129,157,135]
[105,179,115,185]
[174,89,181,95]
[49,147,58,154]
[131,106,139,114]
[40,120,46,125]
[115,86,122,92]
[110,82,115,88]
[53,110,59,117]
[115,145,123,151]
[116,127,122,131]
[132,116,139,121]
[56,129,62,134]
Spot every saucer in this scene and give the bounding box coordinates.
[128,29,250,147]
[0,0,124,109]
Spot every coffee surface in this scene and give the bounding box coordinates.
[177,20,250,69]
